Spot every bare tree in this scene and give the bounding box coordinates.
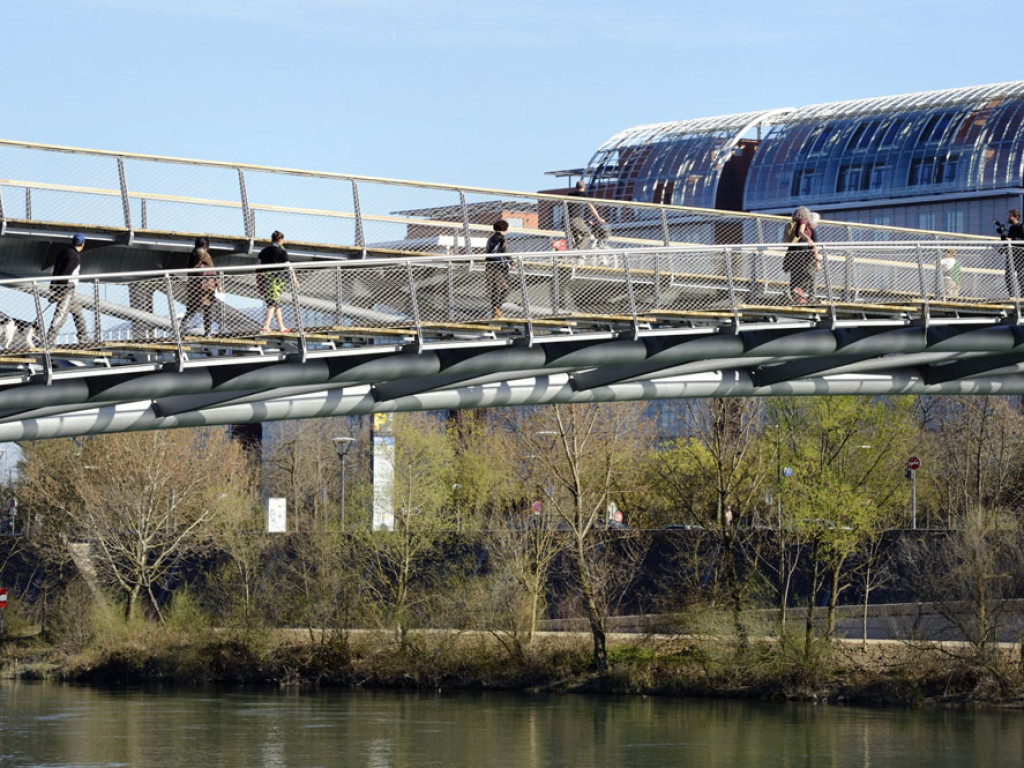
[18,429,253,621]
[519,402,654,670]
[920,396,1024,526]
[263,418,360,531]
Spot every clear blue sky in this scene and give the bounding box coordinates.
[5,0,1017,194]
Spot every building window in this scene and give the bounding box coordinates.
[880,119,905,147]
[867,162,886,190]
[920,111,954,143]
[919,212,936,230]
[909,157,936,186]
[808,127,836,154]
[944,210,964,232]
[791,168,816,197]
[848,120,881,151]
[941,155,959,183]
[837,164,863,193]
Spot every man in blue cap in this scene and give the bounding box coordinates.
[48,233,88,344]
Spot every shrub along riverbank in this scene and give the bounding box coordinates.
[3,619,1024,709]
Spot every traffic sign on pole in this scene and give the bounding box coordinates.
[907,456,921,471]
[0,588,7,609]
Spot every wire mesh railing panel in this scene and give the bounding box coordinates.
[0,143,127,227]
[352,180,473,254]
[2,140,1004,266]
[826,245,929,304]
[0,280,42,354]
[9,238,1024,376]
[331,261,418,327]
[123,159,246,237]
[600,206,668,248]
[243,170,357,249]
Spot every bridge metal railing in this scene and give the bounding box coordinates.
[0,240,1020,376]
[0,139,991,257]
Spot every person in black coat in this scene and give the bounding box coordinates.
[1000,209,1024,296]
[485,219,511,317]
[48,233,88,343]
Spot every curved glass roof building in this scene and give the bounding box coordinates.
[583,109,793,208]
[580,81,1024,235]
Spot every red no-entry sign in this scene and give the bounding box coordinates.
[907,456,921,471]
[0,588,7,609]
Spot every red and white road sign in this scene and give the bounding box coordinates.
[0,588,7,609]
[907,456,921,471]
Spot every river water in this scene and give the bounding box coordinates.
[1,683,1023,767]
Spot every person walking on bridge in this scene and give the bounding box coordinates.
[485,219,512,318]
[48,233,88,344]
[999,209,1024,296]
[259,230,291,333]
[180,237,219,336]
[782,207,820,304]
[567,180,605,251]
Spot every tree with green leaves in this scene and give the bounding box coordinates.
[362,412,456,646]
[647,398,770,648]
[768,396,914,652]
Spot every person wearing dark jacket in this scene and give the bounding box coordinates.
[485,219,511,317]
[1001,209,1024,296]
[179,237,219,335]
[48,233,88,343]
[258,230,292,333]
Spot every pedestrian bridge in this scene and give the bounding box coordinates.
[0,139,1020,441]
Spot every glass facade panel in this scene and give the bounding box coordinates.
[744,82,1024,212]
[581,110,793,208]
[578,82,1024,235]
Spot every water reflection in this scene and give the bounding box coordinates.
[0,683,1022,767]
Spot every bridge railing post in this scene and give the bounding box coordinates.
[31,280,53,384]
[351,180,366,257]
[459,191,473,256]
[562,201,574,250]
[1008,243,1023,320]
[285,265,308,362]
[549,253,561,314]
[92,280,102,342]
[819,245,838,325]
[623,251,640,337]
[163,274,185,371]
[238,169,254,254]
[914,243,931,324]
[652,250,662,308]
[117,157,133,245]
[515,256,534,343]
[749,245,765,303]
[405,261,424,348]
[722,247,739,316]
[334,264,345,327]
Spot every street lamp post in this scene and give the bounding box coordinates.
[332,437,356,530]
